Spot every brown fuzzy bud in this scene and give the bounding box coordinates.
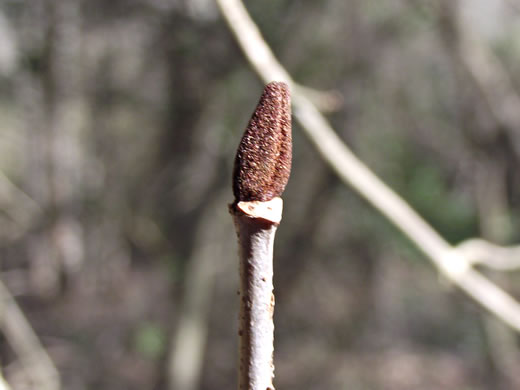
[232,82,292,203]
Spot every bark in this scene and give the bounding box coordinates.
[231,199,281,390]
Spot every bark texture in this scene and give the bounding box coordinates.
[233,211,277,390]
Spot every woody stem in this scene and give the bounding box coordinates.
[233,211,277,390]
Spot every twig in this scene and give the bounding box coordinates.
[455,239,520,271]
[230,82,291,390]
[293,84,343,113]
[0,278,60,390]
[0,371,12,390]
[215,0,520,332]
[233,203,279,390]
[0,170,42,227]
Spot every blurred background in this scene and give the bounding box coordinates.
[1,0,520,389]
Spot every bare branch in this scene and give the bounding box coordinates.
[0,372,12,390]
[455,239,520,271]
[0,279,60,390]
[0,170,42,225]
[230,81,291,390]
[293,84,343,113]
[215,0,520,332]
[232,207,278,390]
[167,193,229,390]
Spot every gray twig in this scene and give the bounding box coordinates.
[233,204,279,390]
[230,80,291,389]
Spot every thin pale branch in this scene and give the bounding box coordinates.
[0,170,42,223]
[215,0,520,332]
[233,209,278,390]
[0,278,60,390]
[293,84,343,113]
[455,239,520,271]
[167,194,227,390]
[0,372,12,390]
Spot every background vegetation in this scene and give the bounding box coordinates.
[1,0,520,389]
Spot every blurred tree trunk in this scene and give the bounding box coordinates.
[18,0,86,297]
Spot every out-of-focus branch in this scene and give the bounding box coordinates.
[215,0,520,332]
[0,9,17,76]
[167,194,228,390]
[294,85,343,113]
[0,170,42,233]
[0,371,12,390]
[440,1,520,154]
[0,279,60,390]
[455,239,520,271]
